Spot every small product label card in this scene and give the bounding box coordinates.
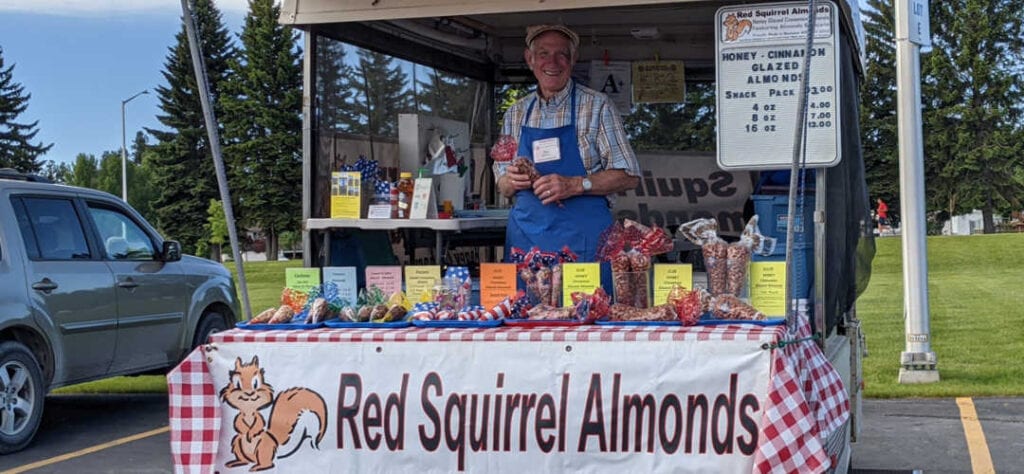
[653,264,694,306]
[749,261,787,317]
[321,266,358,306]
[405,265,441,302]
[409,178,437,219]
[285,267,321,292]
[367,204,392,219]
[365,265,402,296]
[561,263,602,307]
[479,263,517,309]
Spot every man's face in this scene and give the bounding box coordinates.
[525,31,575,98]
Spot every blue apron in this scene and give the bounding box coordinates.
[505,83,614,294]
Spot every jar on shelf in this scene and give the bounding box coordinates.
[394,172,414,219]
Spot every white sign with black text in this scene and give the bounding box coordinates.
[589,60,633,114]
[715,1,842,169]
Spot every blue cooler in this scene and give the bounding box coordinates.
[751,195,814,299]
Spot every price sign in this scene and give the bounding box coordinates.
[715,1,842,169]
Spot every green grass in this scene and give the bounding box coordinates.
[53,375,169,394]
[225,259,304,314]
[59,236,1024,398]
[858,233,1024,398]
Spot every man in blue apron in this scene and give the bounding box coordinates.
[493,24,641,295]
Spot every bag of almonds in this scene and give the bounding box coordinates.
[678,218,729,295]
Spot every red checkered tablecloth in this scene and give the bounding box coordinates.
[167,319,848,473]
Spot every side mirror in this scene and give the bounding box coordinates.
[162,241,182,262]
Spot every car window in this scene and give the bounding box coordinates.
[18,197,92,260]
[87,204,156,261]
[11,198,39,260]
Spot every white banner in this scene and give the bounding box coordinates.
[208,337,771,472]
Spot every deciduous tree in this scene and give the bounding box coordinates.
[623,82,716,152]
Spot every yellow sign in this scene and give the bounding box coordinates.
[404,265,441,303]
[749,261,787,317]
[653,264,693,306]
[561,263,602,307]
[285,267,321,292]
[330,171,363,219]
[632,60,685,104]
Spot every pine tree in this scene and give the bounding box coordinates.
[146,0,235,254]
[316,39,360,133]
[859,0,900,213]
[131,131,149,164]
[0,46,53,172]
[222,0,302,260]
[859,0,1024,233]
[923,0,1024,232]
[354,49,411,137]
[415,68,479,129]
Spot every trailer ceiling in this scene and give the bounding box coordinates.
[280,0,863,82]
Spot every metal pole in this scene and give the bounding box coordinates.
[179,0,252,321]
[785,0,817,336]
[895,0,938,383]
[120,90,148,202]
[121,102,126,201]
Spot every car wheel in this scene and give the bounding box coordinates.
[0,341,45,454]
[191,311,228,349]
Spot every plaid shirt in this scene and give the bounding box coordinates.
[493,83,640,206]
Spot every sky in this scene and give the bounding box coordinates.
[0,0,249,165]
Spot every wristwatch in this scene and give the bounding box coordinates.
[581,177,593,194]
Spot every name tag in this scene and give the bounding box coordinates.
[532,137,561,164]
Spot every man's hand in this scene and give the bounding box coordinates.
[533,174,580,206]
[500,161,533,198]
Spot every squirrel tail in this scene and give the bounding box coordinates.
[268,387,329,458]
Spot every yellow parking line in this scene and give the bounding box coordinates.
[1,426,169,474]
[956,397,995,474]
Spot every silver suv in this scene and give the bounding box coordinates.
[0,169,239,453]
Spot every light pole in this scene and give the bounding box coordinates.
[121,89,149,202]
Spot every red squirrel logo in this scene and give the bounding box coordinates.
[219,356,328,471]
[723,13,753,42]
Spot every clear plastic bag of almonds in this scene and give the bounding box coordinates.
[726,216,777,297]
[678,218,729,296]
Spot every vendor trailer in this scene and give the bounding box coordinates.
[274,0,874,471]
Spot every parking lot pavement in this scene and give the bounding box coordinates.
[2,395,1021,473]
[851,397,1024,473]
[0,393,171,473]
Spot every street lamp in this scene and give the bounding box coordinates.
[121,89,149,202]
